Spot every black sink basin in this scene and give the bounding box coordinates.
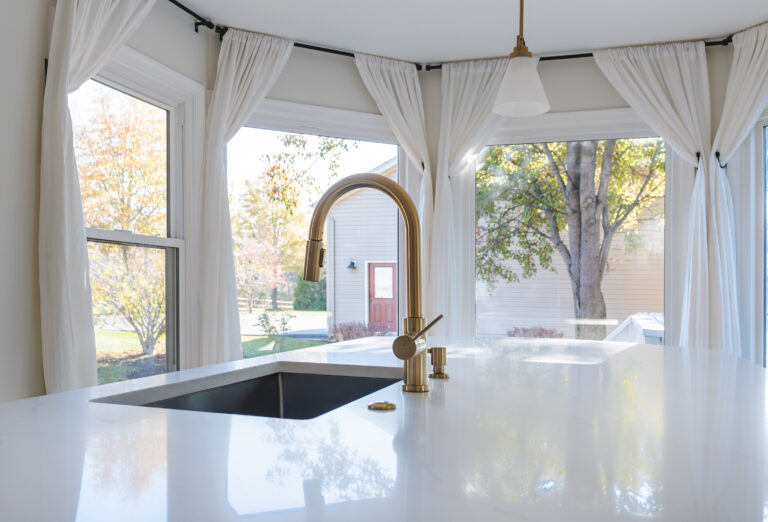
[143,372,400,419]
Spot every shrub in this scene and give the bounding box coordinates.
[330,321,391,342]
[293,274,326,311]
[507,326,564,338]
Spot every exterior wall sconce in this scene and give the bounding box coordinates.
[346,259,357,270]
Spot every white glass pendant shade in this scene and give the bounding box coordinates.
[493,56,550,118]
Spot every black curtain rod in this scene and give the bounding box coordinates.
[165,0,422,67]
[424,36,734,71]
[166,1,732,72]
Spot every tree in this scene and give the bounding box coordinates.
[476,138,664,339]
[293,274,326,311]
[73,85,168,354]
[231,134,353,311]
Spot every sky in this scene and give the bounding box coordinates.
[226,127,398,200]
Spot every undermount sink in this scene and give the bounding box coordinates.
[144,372,399,419]
[94,362,402,420]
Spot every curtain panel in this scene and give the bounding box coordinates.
[712,22,768,360]
[354,53,433,319]
[40,0,156,393]
[429,59,507,336]
[195,30,293,367]
[596,23,768,357]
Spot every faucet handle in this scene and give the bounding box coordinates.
[392,314,443,361]
[412,314,443,340]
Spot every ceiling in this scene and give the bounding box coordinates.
[182,0,768,63]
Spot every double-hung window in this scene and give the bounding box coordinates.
[69,72,183,384]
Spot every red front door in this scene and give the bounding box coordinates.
[368,263,397,333]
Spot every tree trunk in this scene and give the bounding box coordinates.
[576,141,606,340]
[271,285,278,311]
[141,335,156,355]
[564,142,583,320]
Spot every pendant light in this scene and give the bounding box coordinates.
[493,0,550,117]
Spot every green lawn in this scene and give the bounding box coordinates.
[242,336,328,358]
[95,329,167,354]
[95,329,166,385]
[95,329,328,385]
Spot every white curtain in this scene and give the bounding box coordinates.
[593,43,725,351]
[196,30,292,367]
[354,53,433,319]
[596,27,768,355]
[429,59,507,336]
[712,22,768,360]
[40,0,156,393]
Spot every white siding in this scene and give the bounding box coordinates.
[476,203,664,338]
[327,184,398,327]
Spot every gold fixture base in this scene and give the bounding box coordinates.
[429,373,450,379]
[368,401,396,411]
[402,384,429,392]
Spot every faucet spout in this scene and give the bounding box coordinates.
[302,173,429,392]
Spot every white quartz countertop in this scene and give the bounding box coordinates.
[1,337,766,521]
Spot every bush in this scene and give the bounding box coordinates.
[293,274,326,311]
[330,321,391,342]
[507,326,564,338]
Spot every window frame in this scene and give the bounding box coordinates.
[477,108,665,339]
[81,47,205,375]
[244,99,405,333]
[758,115,768,366]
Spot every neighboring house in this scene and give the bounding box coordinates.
[476,201,665,338]
[325,158,399,333]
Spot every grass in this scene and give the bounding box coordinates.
[96,329,166,385]
[95,329,328,385]
[242,336,328,358]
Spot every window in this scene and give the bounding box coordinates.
[475,137,665,342]
[226,127,399,357]
[70,79,181,384]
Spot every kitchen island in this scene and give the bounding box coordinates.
[0,336,764,521]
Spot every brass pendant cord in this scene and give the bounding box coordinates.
[511,0,532,58]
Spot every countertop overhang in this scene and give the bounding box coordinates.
[0,336,765,521]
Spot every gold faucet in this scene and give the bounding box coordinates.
[302,173,434,392]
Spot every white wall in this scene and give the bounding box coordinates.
[267,47,379,114]
[127,1,212,87]
[0,0,52,402]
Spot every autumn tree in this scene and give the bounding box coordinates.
[72,85,168,354]
[476,138,664,339]
[231,134,353,311]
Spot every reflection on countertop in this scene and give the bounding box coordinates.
[0,336,765,521]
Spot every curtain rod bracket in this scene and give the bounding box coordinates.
[215,25,229,41]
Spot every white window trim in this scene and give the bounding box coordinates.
[248,99,396,145]
[476,108,664,339]
[90,46,206,372]
[488,108,654,145]
[762,115,768,366]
